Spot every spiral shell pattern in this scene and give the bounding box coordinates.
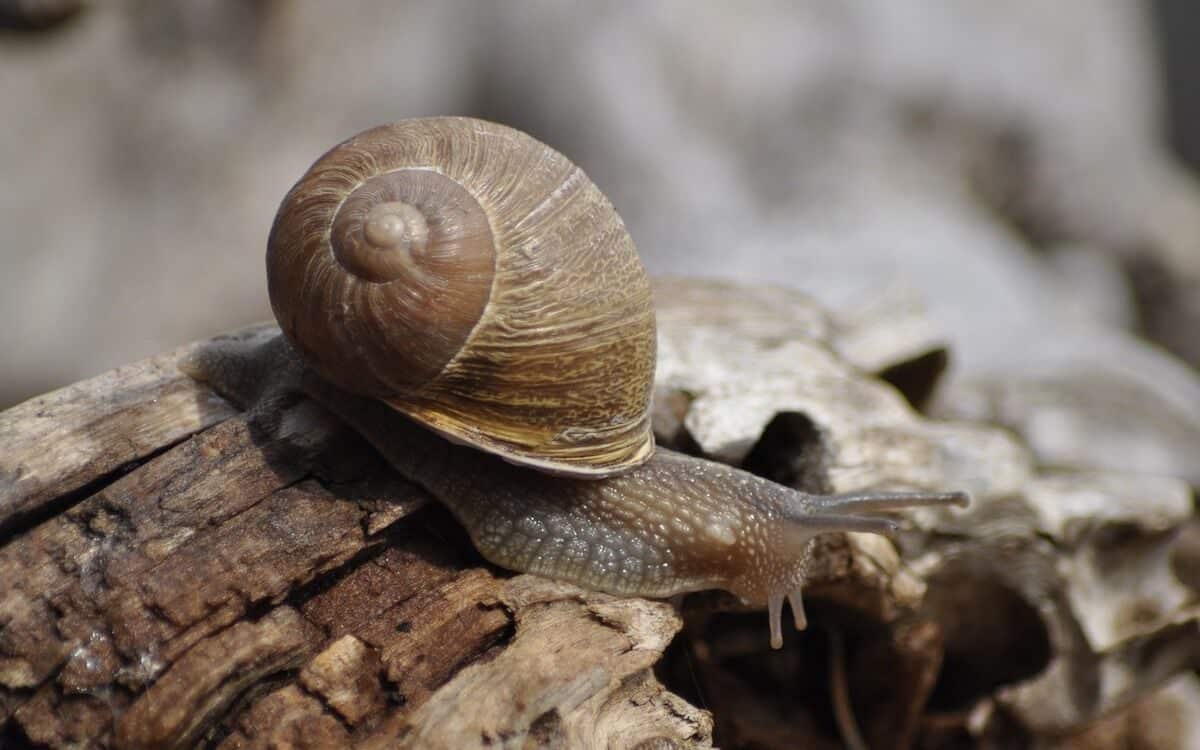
[267,117,656,477]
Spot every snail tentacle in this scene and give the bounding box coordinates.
[815,489,970,513]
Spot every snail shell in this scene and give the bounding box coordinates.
[266,117,656,477]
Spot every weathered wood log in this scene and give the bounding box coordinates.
[5,279,1197,749]
[0,333,717,748]
[0,314,948,747]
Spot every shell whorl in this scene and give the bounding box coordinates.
[343,198,430,282]
[267,117,657,477]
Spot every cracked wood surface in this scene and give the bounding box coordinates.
[0,337,713,749]
[6,306,1196,748]
[0,343,237,536]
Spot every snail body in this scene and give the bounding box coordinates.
[190,117,967,649]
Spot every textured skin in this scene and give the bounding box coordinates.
[266,118,656,478]
[183,331,966,649]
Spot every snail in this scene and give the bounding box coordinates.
[265,117,655,479]
[185,117,967,649]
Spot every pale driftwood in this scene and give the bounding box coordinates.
[1059,673,1200,750]
[649,279,1200,747]
[933,340,1200,485]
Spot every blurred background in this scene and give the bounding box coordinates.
[3,0,1200,433]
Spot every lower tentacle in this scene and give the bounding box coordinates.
[761,486,968,648]
[766,587,811,649]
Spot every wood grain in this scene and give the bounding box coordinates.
[0,335,711,749]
